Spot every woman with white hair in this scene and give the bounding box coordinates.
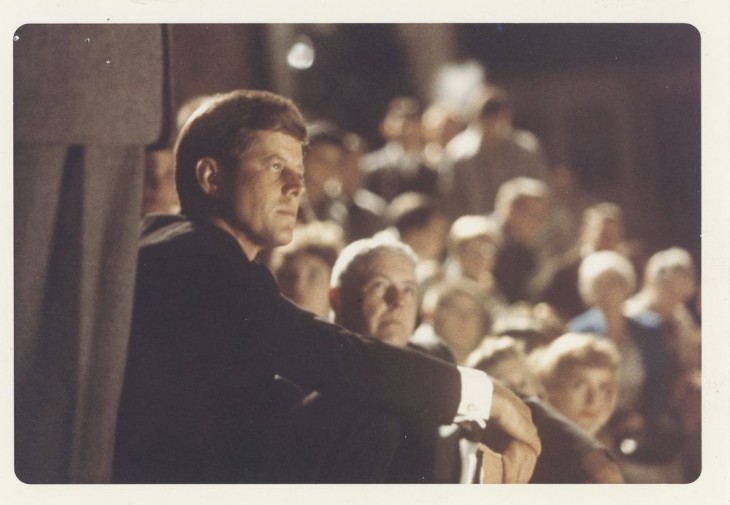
[568,251,672,446]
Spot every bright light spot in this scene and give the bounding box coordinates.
[432,60,486,120]
[287,35,315,70]
[619,438,638,455]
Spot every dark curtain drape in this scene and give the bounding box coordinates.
[14,24,168,483]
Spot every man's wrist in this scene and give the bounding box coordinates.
[454,366,493,427]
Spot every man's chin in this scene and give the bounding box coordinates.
[271,228,295,247]
[376,330,409,348]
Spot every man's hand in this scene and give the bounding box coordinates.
[501,438,538,483]
[488,381,541,483]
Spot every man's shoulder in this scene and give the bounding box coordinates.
[135,215,280,302]
[139,213,196,247]
[138,214,243,265]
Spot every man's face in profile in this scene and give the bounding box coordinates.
[221,130,305,250]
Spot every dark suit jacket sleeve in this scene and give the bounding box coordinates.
[245,272,463,426]
[140,224,463,427]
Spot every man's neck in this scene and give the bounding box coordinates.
[207,217,260,261]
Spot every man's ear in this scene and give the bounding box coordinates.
[328,286,341,315]
[195,157,223,196]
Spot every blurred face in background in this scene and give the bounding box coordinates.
[401,214,448,262]
[421,105,462,148]
[434,291,488,363]
[584,216,625,252]
[591,270,632,311]
[663,268,697,305]
[547,365,618,436]
[304,141,345,207]
[487,355,546,399]
[457,235,499,280]
[276,251,333,319]
[382,111,423,153]
[506,195,547,246]
[479,109,514,145]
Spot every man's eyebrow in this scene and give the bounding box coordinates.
[365,273,417,284]
[364,273,389,282]
[259,152,305,173]
[260,152,285,162]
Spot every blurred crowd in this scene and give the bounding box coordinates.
[142,84,701,484]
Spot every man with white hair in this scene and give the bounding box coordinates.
[329,236,538,482]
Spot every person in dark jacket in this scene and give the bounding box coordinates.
[112,89,540,484]
[489,177,549,304]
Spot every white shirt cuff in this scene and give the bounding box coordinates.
[454,366,493,427]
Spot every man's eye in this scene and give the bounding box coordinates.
[270,162,283,173]
[571,380,587,392]
[367,281,387,294]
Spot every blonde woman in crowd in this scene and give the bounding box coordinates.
[467,334,624,483]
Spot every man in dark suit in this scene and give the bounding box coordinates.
[490,177,549,304]
[112,89,539,483]
[360,97,440,202]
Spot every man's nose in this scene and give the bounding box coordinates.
[283,167,306,195]
[385,286,405,307]
[584,389,597,405]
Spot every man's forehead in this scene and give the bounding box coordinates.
[561,364,615,378]
[241,130,305,164]
[359,250,416,277]
[439,291,479,309]
[244,129,304,150]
